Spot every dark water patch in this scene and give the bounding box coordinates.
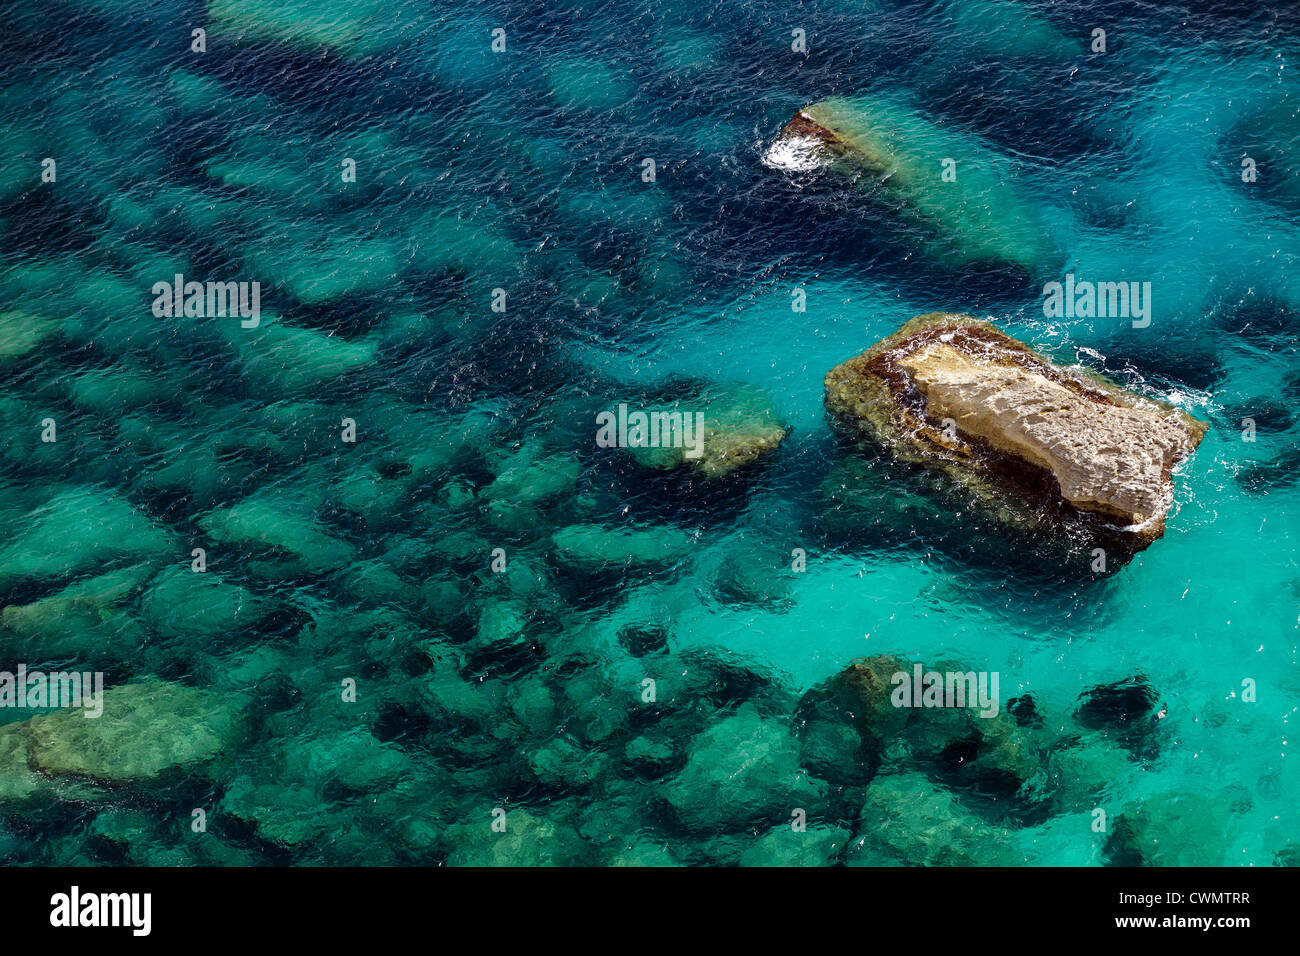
[1075,674,1165,759]
[618,622,670,657]
[1218,397,1295,435]
[925,71,1124,167]
[1211,290,1298,345]
[206,40,397,113]
[1237,443,1300,494]
[2,191,107,258]
[461,634,549,683]
[374,699,435,743]
[1097,340,1225,393]
[1008,694,1043,727]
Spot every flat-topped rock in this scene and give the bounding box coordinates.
[825,313,1207,547]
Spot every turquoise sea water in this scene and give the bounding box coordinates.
[0,0,1296,865]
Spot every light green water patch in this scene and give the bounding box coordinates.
[242,223,402,307]
[161,68,230,113]
[64,367,170,414]
[553,523,696,572]
[404,206,525,283]
[0,564,151,665]
[937,0,1083,61]
[797,95,1060,273]
[206,0,415,57]
[215,312,375,392]
[0,311,57,360]
[207,122,419,215]
[328,125,428,194]
[658,26,721,78]
[428,14,509,89]
[199,487,356,575]
[205,153,321,207]
[545,57,636,114]
[0,487,174,588]
[109,185,251,250]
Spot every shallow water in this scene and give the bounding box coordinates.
[0,0,1296,865]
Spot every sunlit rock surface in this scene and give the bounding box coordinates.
[825,313,1207,547]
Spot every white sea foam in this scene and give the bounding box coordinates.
[760,135,826,173]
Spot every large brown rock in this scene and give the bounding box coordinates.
[825,313,1207,547]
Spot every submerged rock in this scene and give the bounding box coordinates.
[708,544,795,610]
[800,653,1098,818]
[1074,674,1165,757]
[770,97,1057,272]
[615,383,789,478]
[824,313,1207,548]
[0,488,174,588]
[205,0,405,58]
[444,809,593,866]
[1105,792,1231,867]
[1275,845,1300,867]
[610,839,679,867]
[0,310,57,360]
[222,777,335,848]
[0,727,106,806]
[483,444,580,506]
[800,655,914,769]
[141,566,274,641]
[663,703,827,832]
[1,566,149,664]
[848,772,1019,866]
[739,823,850,867]
[217,313,375,393]
[552,524,694,571]
[1075,675,1160,727]
[200,491,355,574]
[19,681,245,785]
[938,0,1082,61]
